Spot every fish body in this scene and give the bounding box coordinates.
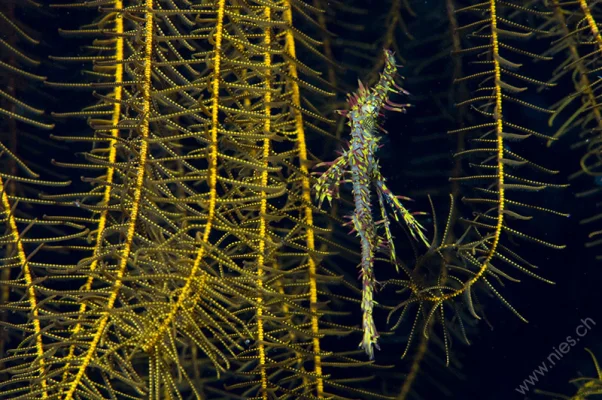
[314,49,428,359]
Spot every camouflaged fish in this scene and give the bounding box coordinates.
[314,49,429,359]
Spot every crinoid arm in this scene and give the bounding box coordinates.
[385,1,569,373]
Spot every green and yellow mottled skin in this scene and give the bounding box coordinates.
[314,49,429,359]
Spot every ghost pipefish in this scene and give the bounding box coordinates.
[313,49,429,359]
